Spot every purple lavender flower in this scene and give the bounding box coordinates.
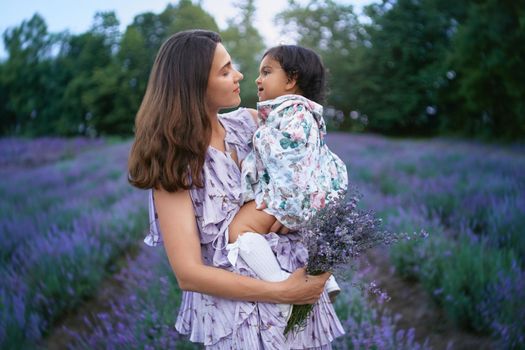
[285,189,424,335]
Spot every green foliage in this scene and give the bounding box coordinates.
[221,0,265,108]
[485,195,525,266]
[442,0,525,139]
[276,0,364,119]
[164,0,219,35]
[275,0,524,140]
[441,238,520,335]
[333,281,374,326]
[348,0,467,135]
[57,23,116,136]
[1,14,58,135]
[0,2,220,137]
[0,0,523,139]
[390,235,517,332]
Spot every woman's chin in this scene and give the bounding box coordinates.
[224,98,241,109]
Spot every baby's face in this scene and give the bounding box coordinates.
[255,55,293,102]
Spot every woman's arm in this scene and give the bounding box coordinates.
[154,188,328,304]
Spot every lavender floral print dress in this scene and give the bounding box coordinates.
[145,108,344,349]
[241,94,348,229]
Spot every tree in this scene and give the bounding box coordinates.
[1,13,58,135]
[163,0,220,35]
[221,0,265,108]
[0,63,15,135]
[53,12,119,136]
[0,2,222,136]
[276,0,365,129]
[353,0,469,135]
[91,11,121,53]
[109,1,220,135]
[443,0,525,139]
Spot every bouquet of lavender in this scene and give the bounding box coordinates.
[284,191,404,335]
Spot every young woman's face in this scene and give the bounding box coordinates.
[255,55,296,102]
[206,43,243,112]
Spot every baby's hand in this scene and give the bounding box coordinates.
[270,219,290,234]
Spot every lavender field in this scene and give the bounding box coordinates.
[1,135,523,349]
[0,138,148,349]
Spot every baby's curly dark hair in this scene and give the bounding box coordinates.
[263,45,327,104]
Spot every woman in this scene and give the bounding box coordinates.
[128,30,344,349]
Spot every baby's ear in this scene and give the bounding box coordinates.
[285,74,299,92]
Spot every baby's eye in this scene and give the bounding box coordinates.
[262,70,270,76]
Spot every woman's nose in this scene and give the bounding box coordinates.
[236,69,244,81]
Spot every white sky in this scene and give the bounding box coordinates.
[0,0,375,58]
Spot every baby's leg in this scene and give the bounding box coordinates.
[227,201,292,319]
[228,200,275,243]
[228,202,341,304]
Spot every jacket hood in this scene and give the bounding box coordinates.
[256,94,325,134]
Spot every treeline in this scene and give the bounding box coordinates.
[1,0,523,139]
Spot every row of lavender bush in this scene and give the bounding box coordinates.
[60,246,194,349]
[329,134,524,349]
[0,137,105,170]
[0,139,148,349]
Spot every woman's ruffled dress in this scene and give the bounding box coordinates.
[145,108,344,349]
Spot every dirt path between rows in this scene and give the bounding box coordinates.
[43,245,145,350]
[362,248,497,350]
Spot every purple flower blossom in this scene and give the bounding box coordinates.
[0,139,148,349]
[285,189,426,334]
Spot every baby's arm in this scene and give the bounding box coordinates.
[228,200,275,243]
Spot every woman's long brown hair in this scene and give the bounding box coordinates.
[128,30,221,192]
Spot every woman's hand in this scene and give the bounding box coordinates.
[256,202,291,234]
[277,268,331,305]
